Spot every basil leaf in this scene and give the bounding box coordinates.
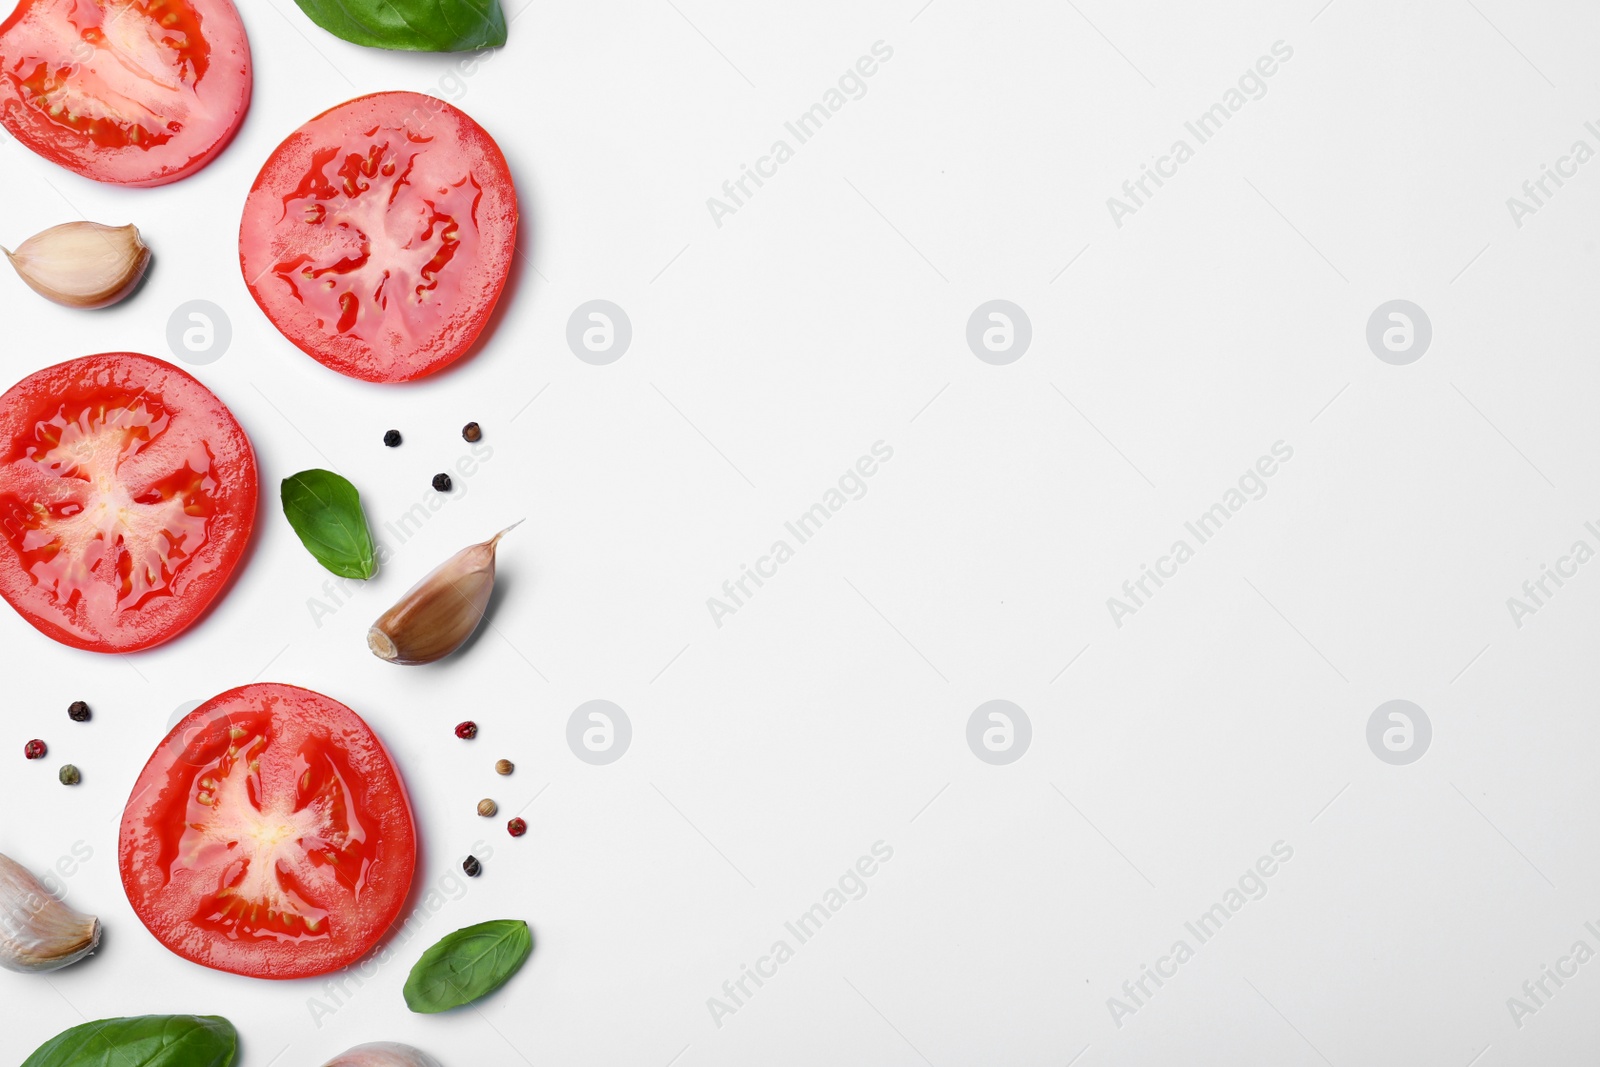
[281,469,377,580]
[22,1014,236,1067]
[293,0,507,52]
[404,918,533,1013]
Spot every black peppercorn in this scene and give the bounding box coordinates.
[432,473,452,492]
[67,700,90,722]
[462,855,482,877]
[384,429,402,447]
[462,422,482,443]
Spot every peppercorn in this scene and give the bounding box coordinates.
[462,422,482,443]
[455,721,477,739]
[507,818,527,837]
[495,759,513,776]
[432,473,452,492]
[58,764,80,786]
[462,855,481,877]
[384,429,402,447]
[24,739,45,760]
[477,798,497,817]
[67,701,90,722]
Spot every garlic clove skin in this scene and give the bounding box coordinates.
[321,1043,442,1067]
[368,523,519,665]
[4,221,150,309]
[0,851,100,973]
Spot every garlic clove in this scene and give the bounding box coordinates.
[0,851,100,973]
[4,221,150,309]
[368,522,520,665]
[322,1042,441,1067]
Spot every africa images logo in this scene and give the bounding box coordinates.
[1106,41,1294,229]
[705,42,894,228]
[706,842,894,1029]
[706,442,894,628]
[1106,442,1294,628]
[1106,841,1295,1028]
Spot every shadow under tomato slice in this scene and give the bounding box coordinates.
[0,0,252,186]
[0,352,257,653]
[119,684,417,979]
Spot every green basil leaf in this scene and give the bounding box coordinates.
[293,0,507,52]
[22,1014,236,1067]
[404,918,533,1013]
[281,469,377,580]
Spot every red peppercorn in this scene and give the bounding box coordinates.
[455,721,478,739]
[24,739,46,760]
[507,817,527,837]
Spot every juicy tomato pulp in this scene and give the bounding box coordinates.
[240,92,519,383]
[120,684,417,979]
[0,0,251,185]
[0,353,256,652]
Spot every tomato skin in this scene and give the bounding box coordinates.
[119,684,418,980]
[240,91,519,383]
[0,352,257,653]
[0,0,252,186]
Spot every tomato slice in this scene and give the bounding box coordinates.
[239,91,519,383]
[0,0,251,186]
[0,352,256,652]
[119,684,417,979]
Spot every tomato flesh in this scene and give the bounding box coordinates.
[0,353,256,652]
[240,92,519,382]
[0,0,251,185]
[120,684,417,979]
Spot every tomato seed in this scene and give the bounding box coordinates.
[455,721,478,739]
[432,473,452,492]
[67,700,90,722]
[462,855,482,877]
[24,739,45,760]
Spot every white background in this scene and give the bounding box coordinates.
[2,0,1599,1063]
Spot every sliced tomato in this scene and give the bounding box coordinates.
[239,91,519,383]
[119,683,417,979]
[0,352,256,652]
[0,0,251,186]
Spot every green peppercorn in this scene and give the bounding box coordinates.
[58,764,80,786]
